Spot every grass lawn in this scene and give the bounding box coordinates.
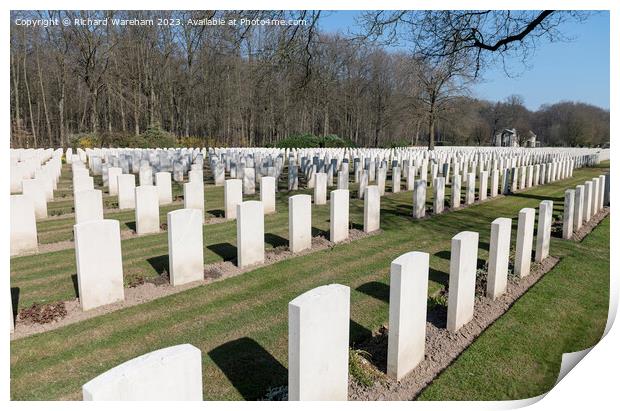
[10,163,609,400]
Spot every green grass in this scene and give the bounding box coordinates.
[10,163,609,400]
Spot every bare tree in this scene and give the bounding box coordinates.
[9,10,606,149]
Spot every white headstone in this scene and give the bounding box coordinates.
[139,166,153,186]
[75,189,104,224]
[363,185,380,233]
[73,174,94,195]
[188,169,202,184]
[224,179,243,220]
[387,252,429,380]
[573,185,585,232]
[288,284,350,401]
[479,170,488,201]
[447,231,479,332]
[183,182,205,223]
[535,200,553,262]
[236,201,265,267]
[392,167,401,193]
[168,209,204,286]
[330,189,349,243]
[451,175,461,208]
[583,181,593,222]
[413,180,426,219]
[74,219,124,311]
[563,189,575,240]
[487,217,511,299]
[465,172,475,205]
[10,195,38,256]
[155,172,173,205]
[108,167,122,195]
[433,177,445,214]
[592,177,600,212]
[260,176,276,214]
[242,168,256,195]
[598,175,606,211]
[314,173,327,205]
[117,174,136,210]
[135,186,160,235]
[82,344,203,400]
[289,194,312,253]
[515,207,535,278]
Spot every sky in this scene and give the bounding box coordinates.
[317,10,610,111]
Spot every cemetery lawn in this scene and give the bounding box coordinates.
[10,164,609,400]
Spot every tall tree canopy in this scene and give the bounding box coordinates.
[10,10,607,149]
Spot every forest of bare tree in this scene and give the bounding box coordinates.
[10,10,610,149]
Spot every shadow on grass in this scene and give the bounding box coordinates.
[350,222,364,231]
[479,241,490,252]
[71,274,79,298]
[11,287,19,321]
[511,192,562,202]
[265,233,288,248]
[208,209,225,218]
[357,281,389,303]
[207,242,237,261]
[311,227,329,238]
[147,255,170,275]
[208,337,287,400]
[429,267,449,288]
[350,319,373,343]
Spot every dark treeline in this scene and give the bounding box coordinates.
[10,10,609,148]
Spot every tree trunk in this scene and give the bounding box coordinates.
[23,50,37,148]
[36,45,53,146]
[134,83,140,135]
[11,51,22,147]
[90,87,99,134]
[58,75,65,147]
[106,84,113,133]
[428,93,436,150]
[428,114,435,150]
[119,79,126,132]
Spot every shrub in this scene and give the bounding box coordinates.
[322,134,356,148]
[275,133,355,148]
[68,134,100,149]
[386,139,412,148]
[176,136,206,148]
[275,133,319,148]
[139,124,176,148]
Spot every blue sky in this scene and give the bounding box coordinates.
[318,10,610,111]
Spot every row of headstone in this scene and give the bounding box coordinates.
[9,151,578,260]
[287,199,553,399]
[235,186,380,268]
[562,174,608,239]
[71,207,202,312]
[9,143,598,263]
[10,148,61,194]
[52,185,380,314]
[206,146,601,197]
[10,150,63,255]
[419,159,577,218]
[74,146,206,178]
[102,167,174,206]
